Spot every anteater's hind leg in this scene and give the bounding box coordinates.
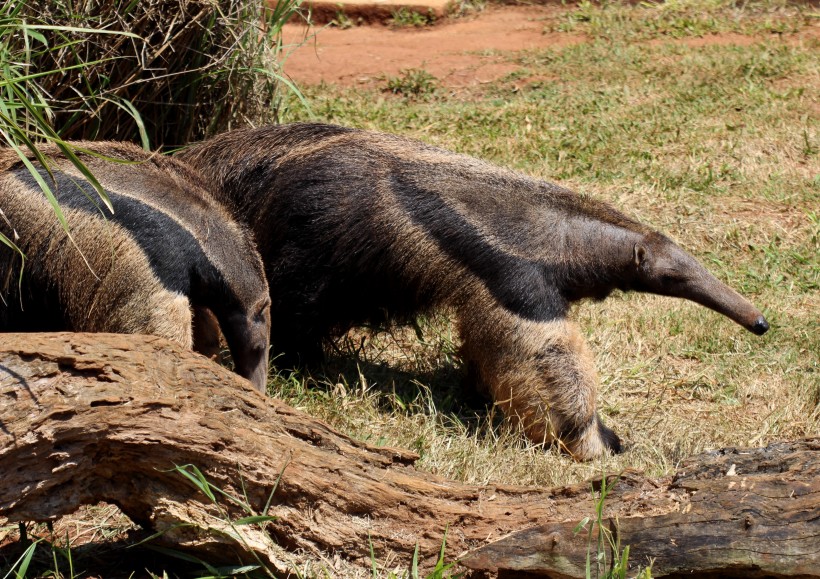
[459,306,621,460]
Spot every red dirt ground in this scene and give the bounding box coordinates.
[281,5,819,90]
[282,5,583,89]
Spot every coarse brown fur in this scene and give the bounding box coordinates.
[0,141,272,391]
[178,123,769,460]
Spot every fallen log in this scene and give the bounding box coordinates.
[0,333,817,577]
[464,442,820,578]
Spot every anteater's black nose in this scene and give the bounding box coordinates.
[751,316,769,335]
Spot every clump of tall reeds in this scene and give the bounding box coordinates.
[11,0,302,150]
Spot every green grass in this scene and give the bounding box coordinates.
[551,0,810,40]
[384,68,439,98]
[574,473,653,579]
[277,1,818,489]
[389,7,436,28]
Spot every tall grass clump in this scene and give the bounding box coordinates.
[1,0,303,251]
[11,0,303,150]
[0,0,131,253]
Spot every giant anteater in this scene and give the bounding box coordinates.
[0,142,271,391]
[178,123,769,460]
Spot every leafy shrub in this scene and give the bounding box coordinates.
[390,7,435,27]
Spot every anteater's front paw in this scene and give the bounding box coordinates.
[564,415,623,461]
[597,415,622,454]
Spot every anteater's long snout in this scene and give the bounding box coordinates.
[652,245,771,336]
[702,282,769,336]
[642,240,770,336]
[680,267,769,336]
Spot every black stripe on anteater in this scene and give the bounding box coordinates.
[19,168,218,300]
[389,171,563,322]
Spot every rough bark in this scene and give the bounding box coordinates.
[464,442,820,578]
[0,333,817,577]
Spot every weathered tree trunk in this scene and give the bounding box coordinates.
[0,333,817,577]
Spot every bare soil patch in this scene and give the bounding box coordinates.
[282,6,582,89]
[282,5,820,90]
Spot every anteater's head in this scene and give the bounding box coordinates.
[630,233,769,335]
[194,224,272,393]
[220,293,272,392]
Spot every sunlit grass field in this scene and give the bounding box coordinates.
[2,1,817,576]
[276,0,818,489]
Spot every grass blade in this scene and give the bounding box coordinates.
[173,464,217,503]
[2,538,40,579]
[233,515,278,526]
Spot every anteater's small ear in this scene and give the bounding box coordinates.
[633,243,647,268]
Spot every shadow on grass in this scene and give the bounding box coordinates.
[0,525,205,579]
[270,331,505,442]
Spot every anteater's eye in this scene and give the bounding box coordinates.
[256,296,271,317]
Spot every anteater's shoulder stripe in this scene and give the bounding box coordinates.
[8,142,265,296]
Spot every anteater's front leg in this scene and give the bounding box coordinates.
[459,308,621,460]
[192,306,221,360]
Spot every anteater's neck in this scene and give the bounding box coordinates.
[551,213,644,302]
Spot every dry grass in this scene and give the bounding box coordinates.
[280,0,819,492]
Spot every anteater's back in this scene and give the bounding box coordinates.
[0,145,199,343]
[178,124,648,349]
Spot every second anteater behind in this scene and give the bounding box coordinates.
[0,142,271,391]
[179,123,769,460]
